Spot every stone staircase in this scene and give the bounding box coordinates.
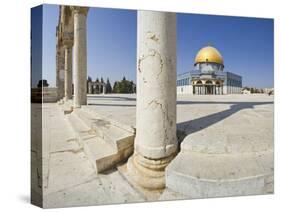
[58,99,73,114]
[64,106,135,173]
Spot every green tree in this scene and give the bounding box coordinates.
[37,79,49,88]
[250,87,254,93]
[113,82,118,93]
[106,78,112,93]
[94,78,100,94]
[112,77,136,93]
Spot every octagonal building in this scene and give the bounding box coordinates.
[177,45,242,95]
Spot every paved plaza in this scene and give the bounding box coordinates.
[86,94,273,132]
[32,94,273,207]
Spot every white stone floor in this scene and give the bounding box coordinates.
[33,94,274,207]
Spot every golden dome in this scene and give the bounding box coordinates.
[194,46,224,65]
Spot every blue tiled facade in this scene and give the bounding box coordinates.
[177,69,242,95]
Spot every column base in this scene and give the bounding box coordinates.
[126,153,176,190]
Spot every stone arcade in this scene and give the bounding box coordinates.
[52,5,273,201]
[56,6,89,107]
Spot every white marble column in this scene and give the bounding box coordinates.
[88,82,93,94]
[71,7,89,108]
[64,42,73,101]
[127,11,177,190]
[103,84,106,94]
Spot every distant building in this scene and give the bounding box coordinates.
[242,88,251,94]
[177,45,242,95]
[87,78,106,94]
[263,88,274,95]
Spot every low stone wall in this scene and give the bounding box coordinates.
[31,87,58,103]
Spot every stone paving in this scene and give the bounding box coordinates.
[36,103,145,208]
[86,94,274,132]
[33,94,274,207]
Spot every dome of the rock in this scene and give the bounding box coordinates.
[194,46,224,65]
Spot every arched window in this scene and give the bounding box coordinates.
[196,80,202,85]
[205,80,212,85]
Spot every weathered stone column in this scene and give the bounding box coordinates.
[63,41,73,101]
[71,7,89,108]
[57,47,65,100]
[127,11,177,190]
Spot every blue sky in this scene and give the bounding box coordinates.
[37,4,274,88]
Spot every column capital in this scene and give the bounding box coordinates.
[70,6,89,16]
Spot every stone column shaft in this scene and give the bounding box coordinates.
[103,84,106,94]
[57,48,65,100]
[127,11,177,190]
[64,45,73,100]
[72,7,89,108]
[88,82,93,94]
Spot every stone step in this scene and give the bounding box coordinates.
[59,100,73,114]
[82,136,118,173]
[166,150,273,198]
[73,108,134,151]
[83,106,135,134]
[65,108,134,173]
[65,111,91,138]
